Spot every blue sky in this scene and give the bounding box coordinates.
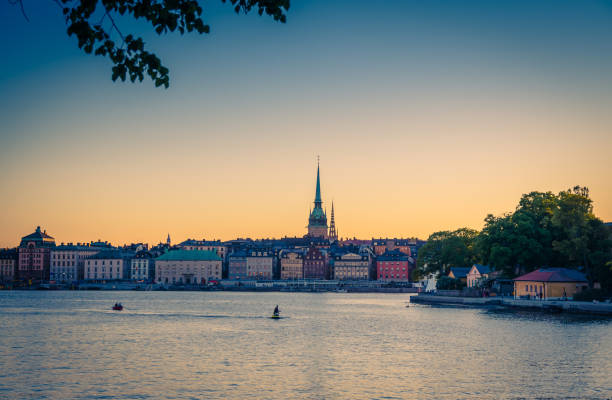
[1,0,611,246]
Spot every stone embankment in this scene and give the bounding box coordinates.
[410,294,612,316]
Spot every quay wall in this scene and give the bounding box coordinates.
[411,294,612,315]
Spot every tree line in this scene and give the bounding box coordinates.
[415,186,612,292]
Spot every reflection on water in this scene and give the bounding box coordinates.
[0,291,610,399]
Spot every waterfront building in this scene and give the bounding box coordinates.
[372,238,413,256]
[18,226,56,284]
[177,239,228,260]
[376,249,411,281]
[130,251,155,281]
[280,249,304,280]
[50,244,104,283]
[246,249,274,279]
[307,161,328,239]
[513,268,588,300]
[228,250,248,280]
[448,267,470,284]
[155,250,222,285]
[303,246,328,279]
[333,252,370,280]
[467,264,491,288]
[0,249,18,283]
[84,250,132,281]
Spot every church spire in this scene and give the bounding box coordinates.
[314,156,322,207]
[329,201,338,242]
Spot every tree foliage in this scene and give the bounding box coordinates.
[476,186,612,289]
[14,0,290,88]
[415,228,478,279]
[435,276,465,290]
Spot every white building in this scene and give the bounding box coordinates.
[246,249,274,279]
[51,244,106,282]
[130,251,154,281]
[84,250,132,281]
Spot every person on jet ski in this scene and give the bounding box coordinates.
[273,305,280,316]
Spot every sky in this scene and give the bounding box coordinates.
[1,0,611,247]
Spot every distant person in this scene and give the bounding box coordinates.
[273,305,280,316]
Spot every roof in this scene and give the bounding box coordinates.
[514,268,588,283]
[448,267,471,279]
[472,264,491,275]
[178,239,224,247]
[377,249,409,261]
[229,250,248,258]
[0,249,18,259]
[156,250,221,261]
[20,226,56,247]
[87,250,132,260]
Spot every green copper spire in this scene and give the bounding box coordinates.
[314,159,322,207]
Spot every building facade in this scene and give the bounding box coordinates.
[333,252,371,280]
[280,250,304,280]
[246,249,274,279]
[0,249,18,283]
[303,246,328,279]
[50,244,102,283]
[376,249,411,281]
[466,264,491,288]
[514,268,589,300]
[307,162,328,239]
[84,250,131,281]
[130,251,155,282]
[18,226,56,284]
[155,250,222,285]
[228,251,248,280]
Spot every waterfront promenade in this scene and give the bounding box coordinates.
[410,294,612,315]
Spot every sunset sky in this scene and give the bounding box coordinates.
[1,0,611,247]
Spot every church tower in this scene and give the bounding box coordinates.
[328,201,338,242]
[307,159,328,239]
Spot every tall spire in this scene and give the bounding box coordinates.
[314,156,322,206]
[329,201,337,242]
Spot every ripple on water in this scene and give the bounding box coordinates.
[0,291,610,400]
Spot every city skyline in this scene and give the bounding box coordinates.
[1,1,612,247]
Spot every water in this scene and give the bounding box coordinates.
[0,291,610,399]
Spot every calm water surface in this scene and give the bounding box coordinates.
[0,291,610,399]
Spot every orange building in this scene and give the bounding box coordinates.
[513,268,588,300]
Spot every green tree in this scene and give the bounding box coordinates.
[475,186,612,289]
[415,228,478,279]
[10,0,289,88]
[476,192,557,276]
[551,186,611,288]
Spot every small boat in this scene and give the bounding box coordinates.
[270,314,281,319]
[112,303,123,311]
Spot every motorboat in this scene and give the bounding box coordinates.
[112,303,123,311]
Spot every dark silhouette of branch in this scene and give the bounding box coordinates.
[8,0,30,22]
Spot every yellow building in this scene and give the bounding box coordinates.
[513,268,588,300]
[333,253,371,280]
[280,250,304,280]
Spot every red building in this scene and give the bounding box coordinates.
[18,226,56,284]
[376,249,411,281]
[303,246,329,279]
